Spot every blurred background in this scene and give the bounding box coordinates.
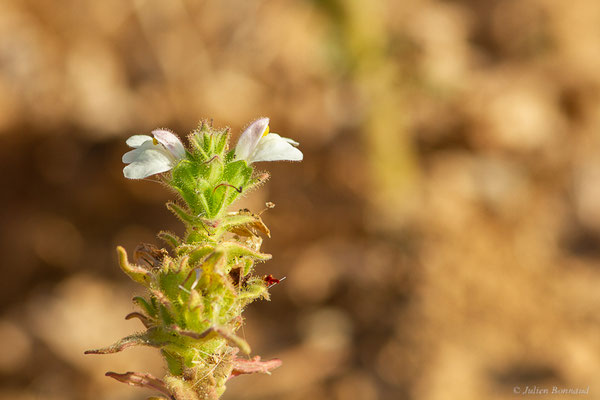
[1,0,600,399]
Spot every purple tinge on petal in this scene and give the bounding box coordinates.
[152,129,186,159]
[235,118,269,161]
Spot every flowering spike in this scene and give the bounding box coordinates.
[87,119,301,399]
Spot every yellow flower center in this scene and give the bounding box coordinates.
[262,125,270,137]
[152,138,159,145]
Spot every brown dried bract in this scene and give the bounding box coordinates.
[229,209,271,238]
[134,243,169,270]
[230,355,282,378]
[105,371,173,399]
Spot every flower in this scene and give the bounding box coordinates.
[122,129,186,179]
[234,118,303,164]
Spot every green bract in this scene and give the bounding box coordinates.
[87,119,302,400]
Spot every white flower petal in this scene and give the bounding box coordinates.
[126,135,152,148]
[122,147,142,163]
[235,118,269,161]
[122,140,156,163]
[152,129,186,159]
[250,133,303,163]
[123,147,174,179]
[282,137,299,146]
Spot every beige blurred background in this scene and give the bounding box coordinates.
[1,0,600,399]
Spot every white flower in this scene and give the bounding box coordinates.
[122,129,186,179]
[234,118,303,164]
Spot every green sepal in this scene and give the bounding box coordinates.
[207,157,225,186]
[171,160,212,216]
[239,278,270,302]
[212,160,254,213]
[175,255,190,274]
[218,328,251,355]
[166,202,199,226]
[219,214,258,231]
[162,349,184,376]
[182,290,205,332]
[133,296,157,318]
[188,289,203,310]
[158,231,181,249]
[224,149,236,163]
[117,246,152,286]
[223,160,253,187]
[218,241,271,261]
[202,251,227,274]
[176,326,251,355]
[156,269,189,304]
[188,121,211,158]
[187,244,215,264]
[188,123,229,160]
[151,290,176,326]
[185,229,213,245]
[158,304,175,326]
[244,172,271,194]
[241,258,254,276]
[213,128,230,156]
